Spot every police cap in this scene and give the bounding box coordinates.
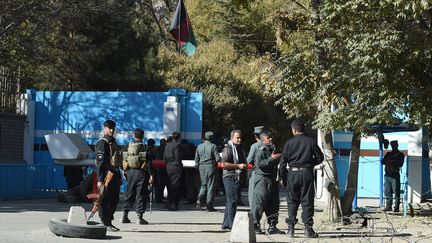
[103,119,116,129]
[253,126,264,134]
[205,131,214,140]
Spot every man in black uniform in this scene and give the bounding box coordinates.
[120,128,153,225]
[279,120,324,238]
[251,131,282,234]
[95,119,122,232]
[381,140,404,212]
[163,131,183,211]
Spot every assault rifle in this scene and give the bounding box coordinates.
[148,184,154,214]
[88,171,114,220]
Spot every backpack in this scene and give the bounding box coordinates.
[123,142,147,170]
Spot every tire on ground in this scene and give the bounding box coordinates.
[48,218,106,239]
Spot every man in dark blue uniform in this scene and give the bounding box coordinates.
[95,119,122,232]
[279,120,324,238]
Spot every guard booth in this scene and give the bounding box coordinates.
[316,126,431,215]
[0,88,202,199]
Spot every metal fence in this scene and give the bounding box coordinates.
[0,164,66,200]
[0,66,20,114]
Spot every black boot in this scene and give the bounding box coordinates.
[383,201,392,211]
[383,205,392,212]
[206,203,217,212]
[286,224,294,238]
[254,223,264,234]
[266,222,283,235]
[136,214,148,225]
[119,211,131,223]
[394,200,400,212]
[304,226,318,238]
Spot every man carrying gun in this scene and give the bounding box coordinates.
[94,119,122,232]
[120,128,153,225]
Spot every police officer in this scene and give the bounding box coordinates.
[120,128,153,225]
[381,140,404,212]
[155,138,169,203]
[279,120,324,238]
[195,131,221,211]
[95,119,122,232]
[163,131,183,211]
[247,126,264,208]
[251,131,282,234]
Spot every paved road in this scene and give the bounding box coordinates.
[0,191,297,243]
[1,192,430,243]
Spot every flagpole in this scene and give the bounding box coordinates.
[177,0,182,55]
[176,0,182,84]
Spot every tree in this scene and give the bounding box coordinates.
[155,0,294,145]
[31,1,162,91]
[156,38,292,146]
[269,0,432,221]
[1,1,164,91]
[0,1,56,69]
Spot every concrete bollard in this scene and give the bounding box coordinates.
[67,206,87,225]
[229,211,256,243]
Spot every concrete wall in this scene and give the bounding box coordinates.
[0,113,25,163]
[28,89,202,165]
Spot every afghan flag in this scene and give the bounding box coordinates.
[169,0,196,56]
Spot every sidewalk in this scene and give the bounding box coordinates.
[1,192,431,243]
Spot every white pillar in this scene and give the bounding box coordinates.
[19,93,35,164]
[407,128,423,203]
[163,96,181,137]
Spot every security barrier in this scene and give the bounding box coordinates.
[0,164,66,200]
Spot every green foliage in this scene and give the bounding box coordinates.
[157,38,291,145]
[1,0,293,145]
[189,0,282,55]
[272,0,432,133]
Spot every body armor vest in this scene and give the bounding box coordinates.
[99,138,121,168]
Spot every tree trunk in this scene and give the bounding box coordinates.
[341,131,361,214]
[320,130,343,222]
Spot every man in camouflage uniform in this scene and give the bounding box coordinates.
[251,131,282,235]
[120,128,153,225]
[195,131,221,211]
[382,140,405,212]
[95,119,122,232]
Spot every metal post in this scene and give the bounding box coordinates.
[379,133,384,207]
[352,192,357,210]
